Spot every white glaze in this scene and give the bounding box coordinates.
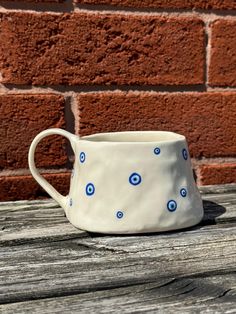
[29,129,204,234]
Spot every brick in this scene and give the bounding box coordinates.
[6,0,63,2]
[77,92,236,158]
[198,163,236,185]
[76,0,236,10]
[0,173,70,201]
[0,12,204,86]
[0,94,67,170]
[209,20,236,87]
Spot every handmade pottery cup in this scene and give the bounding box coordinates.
[28,129,204,234]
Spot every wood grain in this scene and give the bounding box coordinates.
[0,274,235,313]
[0,223,235,304]
[0,199,86,245]
[0,185,235,245]
[0,184,235,313]
[199,183,236,194]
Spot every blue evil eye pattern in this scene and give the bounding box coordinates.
[182,148,188,160]
[69,198,73,207]
[129,173,142,186]
[80,152,86,163]
[180,188,187,197]
[116,211,124,219]
[167,200,177,212]
[86,183,95,196]
[154,147,161,155]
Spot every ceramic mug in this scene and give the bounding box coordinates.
[28,129,204,234]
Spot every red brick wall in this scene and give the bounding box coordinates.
[0,1,235,200]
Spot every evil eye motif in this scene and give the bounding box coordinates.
[129,173,142,186]
[86,183,95,196]
[69,198,73,207]
[182,148,188,160]
[116,211,124,219]
[180,188,187,197]
[167,200,177,212]
[80,152,86,163]
[154,147,161,155]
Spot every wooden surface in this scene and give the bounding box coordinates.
[0,184,235,313]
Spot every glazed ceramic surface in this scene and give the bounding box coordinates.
[28,129,204,234]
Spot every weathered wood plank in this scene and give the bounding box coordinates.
[0,223,235,304]
[0,200,86,245]
[199,183,236,194]
[2,303,236,314]
[0,185,236,246]
[0,274,235,313]
[0,184,235,311]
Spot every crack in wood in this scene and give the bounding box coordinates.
[75,241,128,254]
[217,288,233,298]
[0,185,235,312]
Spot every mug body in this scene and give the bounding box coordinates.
[65,131,204,234]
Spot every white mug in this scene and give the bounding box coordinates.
[28,129,204,234]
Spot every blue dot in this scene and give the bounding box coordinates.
[180,188,187,197]
[86,183,95,196]
[80,152,86,163]
[129,173,142,186]
[69,198,73,206]
[182,148,188,160]
[154,147,161,155]
[167,200,177,212]
[116,211,124,219]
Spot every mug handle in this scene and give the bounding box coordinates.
[28,128,78,209]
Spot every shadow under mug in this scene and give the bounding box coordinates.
[28,129,204,234]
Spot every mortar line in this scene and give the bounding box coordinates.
[74,3,236,16]
[192,157,236,166]
[205,20,212,89]
[195,166,203,186]
[74,6,236,22]
[2,84,236,95]
[0,3,236,21]
[207,87,236,91]
[0,168,71,177]
[0,84,209,94]
[70,92,80,136]
[1,158,236,177]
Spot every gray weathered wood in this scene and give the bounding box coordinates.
[0,274,235,313]
[0,184,236,246]
[0,184,235,313]
[0,200,86,245]
[0,223,235,304]
[2,301,236,314]
[199,183,236,194]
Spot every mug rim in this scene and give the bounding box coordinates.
[80,130,186,144]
